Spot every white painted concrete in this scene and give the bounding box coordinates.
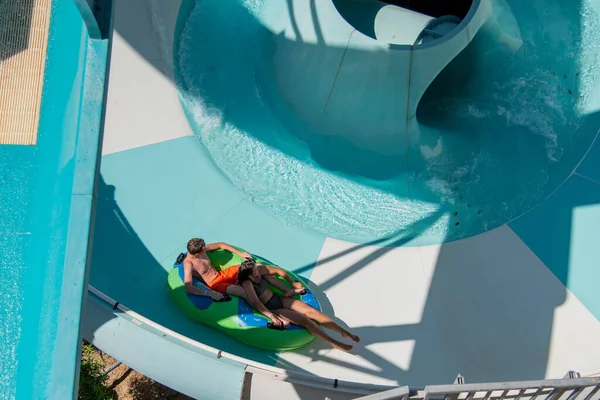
[416,226,600,382]
[101,0,192,156]
[276,238,448,387]
[276,226,600,385]
[374,5,434,45]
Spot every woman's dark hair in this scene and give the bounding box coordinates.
[187,238,206,255]
[237,259,256,283]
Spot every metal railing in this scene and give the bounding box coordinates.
[355,373,600,400]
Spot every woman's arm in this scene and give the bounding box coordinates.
[241,281,275,318]
[241,273,286,327]
[206,242,251,259]
[257,264,295,293]
[263,275,293,293]
[263,265,304,289]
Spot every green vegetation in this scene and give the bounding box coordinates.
[78,343,116,400]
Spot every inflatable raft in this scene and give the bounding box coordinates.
[167,248,320,351]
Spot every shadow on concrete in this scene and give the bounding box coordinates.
[87,161,600,388]
[87,172,446,385]
[87,166,593,385]
[87,175,279,366]
[332,0,386,40]
[508,171,600,318]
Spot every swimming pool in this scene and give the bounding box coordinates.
[0,0,109,397]
[175,0,600,245]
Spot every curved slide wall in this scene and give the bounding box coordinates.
[262,0,490,156]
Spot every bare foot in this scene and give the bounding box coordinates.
[343,332,361,343]
[333,342,353,352]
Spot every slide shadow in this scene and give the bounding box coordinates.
[87,175,279,365]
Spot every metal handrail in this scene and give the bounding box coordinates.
[355,377,600,400]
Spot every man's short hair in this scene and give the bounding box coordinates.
[187,238,206,255]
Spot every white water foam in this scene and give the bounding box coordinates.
[180,87,444,241]
[241,0,264,17]
[576,1,600,116]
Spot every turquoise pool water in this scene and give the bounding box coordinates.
[176,0,600,244]
[0,0,107,397]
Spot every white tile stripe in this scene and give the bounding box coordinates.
[101,0,193,156]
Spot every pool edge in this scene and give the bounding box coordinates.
[44,2,115,398]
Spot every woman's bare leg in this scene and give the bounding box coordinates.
[282,298,360,343]
[275,309,353,352]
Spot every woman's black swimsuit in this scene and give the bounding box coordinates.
[252,278,283,311]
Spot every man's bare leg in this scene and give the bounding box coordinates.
[226,284,247,300]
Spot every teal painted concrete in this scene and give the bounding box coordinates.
[49,35,111,399]
[0,0,111,398]
[510,174,600,321]
[515,128,600,319]
[90,136,326,366]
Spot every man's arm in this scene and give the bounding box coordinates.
[205,242,251,259]
[183,262,223,300]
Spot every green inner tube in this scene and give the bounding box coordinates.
[167,248,319,351]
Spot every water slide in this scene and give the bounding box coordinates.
[84,0,600,398]
[4,0,600,398]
